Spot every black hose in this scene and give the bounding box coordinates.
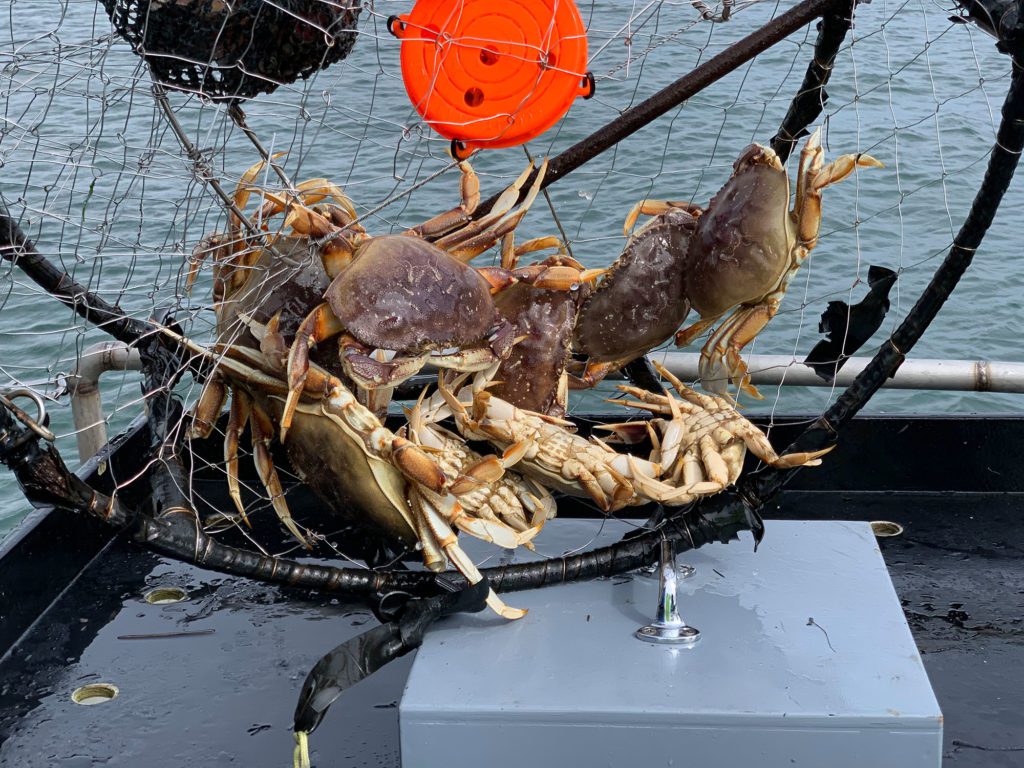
[770,3,855,163]
[737,37,1024,507]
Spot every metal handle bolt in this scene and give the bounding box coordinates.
[635,538,701,646]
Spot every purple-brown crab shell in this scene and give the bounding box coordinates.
[685,145,794,318]
[574,207,695,362]
[325,235,500,353]
[492,278,589,416]
[220,236,331,351]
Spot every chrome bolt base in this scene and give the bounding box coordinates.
[635,538,701,646]
[635,622,701,645]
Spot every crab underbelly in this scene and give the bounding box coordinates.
[261,394,418,545]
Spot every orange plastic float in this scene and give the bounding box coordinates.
[388,0,594,159]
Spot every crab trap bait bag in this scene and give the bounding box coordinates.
[100,0,361,101]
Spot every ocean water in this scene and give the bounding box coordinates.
[2,0,1023,538]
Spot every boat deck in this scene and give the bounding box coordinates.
[0,415,1022,766]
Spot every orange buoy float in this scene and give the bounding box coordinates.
[389,0,594,159]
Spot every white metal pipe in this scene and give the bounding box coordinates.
[58,342,1023,466]
[658,352,1024,394]
[66,341,143,462]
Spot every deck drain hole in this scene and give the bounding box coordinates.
[870,521,904,537]
[144,587,188,604]
[72,683,119,706]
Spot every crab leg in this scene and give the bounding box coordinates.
[675,312,724,349]
[410,487,527,620]
[410,500,447,573]
[283,302,346,439]
[599,403,731,493]
[513,262,607,290]
[249,402,310,548]
[623,199,702,235]
[231,153,287,236]
[697,304,768,399]
[224,387,253,526]
[567,360,618,390]
[256,178,357,224]
[407,392,555,536]
[185,233,233,296]
[404,161,481,239]
[438,160,548,262]
[430,161,535,251]
[189,372,228,440]
[339,333,431,390]
[649,357,836,469]
[500,235,563,271]
[797,130,884,250]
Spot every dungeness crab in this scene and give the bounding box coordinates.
[571,205,696,389]
[182,161,568,618]
[239,159,597,434]
[674,129,883,398]
[601,362,833,491]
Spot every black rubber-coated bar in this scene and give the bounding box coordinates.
[0,207,152,346]
[770,3,855,162]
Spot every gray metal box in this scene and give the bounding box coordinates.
[400,520,942,767]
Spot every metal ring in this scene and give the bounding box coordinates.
[582,71,597,99]
[0,388,55,442]
[449,138,471,161]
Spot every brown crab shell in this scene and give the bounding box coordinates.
[492,277,589,416]
[685,146,796,318]
[574,207,695,362]
[325,235,500,353]
[219,236,332,347]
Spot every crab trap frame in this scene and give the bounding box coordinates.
[4,0,1024,755]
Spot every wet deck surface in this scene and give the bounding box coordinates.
[0,494,1021,767]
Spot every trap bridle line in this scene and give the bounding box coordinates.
[739,7,1024,507]
[472,0,853,220]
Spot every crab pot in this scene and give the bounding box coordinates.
[99,0,361,101]
[400,520,942,768]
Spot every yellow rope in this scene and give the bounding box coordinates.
[293,730,310,768]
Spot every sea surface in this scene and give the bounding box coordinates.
[2,0,1023,538]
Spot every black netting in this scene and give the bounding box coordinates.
[100,0,361,101]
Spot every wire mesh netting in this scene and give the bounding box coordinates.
[2,0,1023,550]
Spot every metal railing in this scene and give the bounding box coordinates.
[65,341,143,462]
[59,344,1024,464]
[659,352,1024,394]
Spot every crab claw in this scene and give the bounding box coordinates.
[391,436,448,493]
[511,264,607,291]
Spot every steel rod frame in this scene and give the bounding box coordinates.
[738,33,1024,508]
[475,0,850,218]
[3,0,1023,604]
[770,4,853,162]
